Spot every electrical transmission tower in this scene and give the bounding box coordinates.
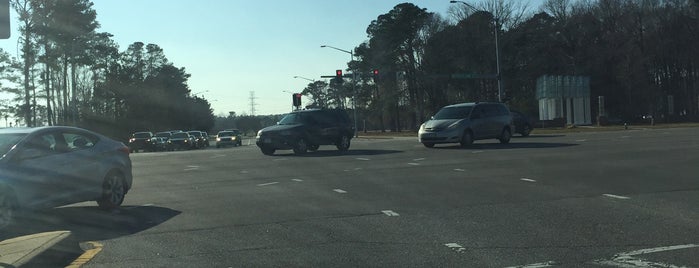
[249,91,257,116]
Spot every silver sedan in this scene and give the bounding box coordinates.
[0,126,133,229]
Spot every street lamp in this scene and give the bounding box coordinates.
[293,76,316,82]
[450,0,503,102]
[321,44,358,137]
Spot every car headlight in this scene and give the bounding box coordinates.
[232,137,236,140]
[216,137,221,141]
[419,123,425,131]
[129,138,135,142]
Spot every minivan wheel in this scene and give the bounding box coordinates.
[308,144,319,152]
[336,135,350,152]
[293,138,308,155]
[97,171,126,210]
[460,131,473,147]
[499,128,512,144]
[423,142,435,148]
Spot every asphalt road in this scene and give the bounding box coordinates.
[4,127,699,267]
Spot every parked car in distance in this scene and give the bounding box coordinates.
[256,109,354,155]
[216,130,242,148]
[168,132,195,150]
[154,131,172,140]
[151,137,170,151]
[0,126,133,229]
[201,132,210,147]
[187,131,207,149]
[510,110,533,137]
[128,131,154,152]
[418,102,514,148]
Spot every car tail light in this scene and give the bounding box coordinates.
[118,146,130,154]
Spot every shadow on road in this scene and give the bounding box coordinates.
[434,142,578,150]
[274,149,403,157]
[1,205,180,267]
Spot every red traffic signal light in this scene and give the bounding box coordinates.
[336,69,343,79]
[372,69,379,76]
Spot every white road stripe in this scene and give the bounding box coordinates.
[183,167,199,171]
[257,182,279,186]
[603,194,630,199]
[354,167,362,170]
[592,244,699,267]
[381,210,400,216]
[620,136,631,138]
[355,157,370,161]
[291,179,303,182]
[408,163,420,166]
[504,261,557,268]
[186,165,199,168]
[472,150,484,153]
[240,170,249,174]
[210,154,226,158]
[333,189,347,194]
[273,158,288,161]
[444,243,466,253]
[454,168,465,172]
[413,158,426,161]
[520,178,537,182]
[575,139,587,142]
[622,244,699,256]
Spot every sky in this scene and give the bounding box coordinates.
[0,0,545,117]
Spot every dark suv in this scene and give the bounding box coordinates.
[128,131,154,152]
[256,109,354,155]
[418,102,514,148]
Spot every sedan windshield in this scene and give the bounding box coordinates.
[433,106,473,120]
[133,133,151,138]
[172,133,188,139]
[218,131,234,137]
[0,133,28,157]
[278,113,304,125]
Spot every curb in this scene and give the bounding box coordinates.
[0,230,70,267]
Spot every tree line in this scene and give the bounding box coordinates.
[1,0,214,140]
[301,0,699,131]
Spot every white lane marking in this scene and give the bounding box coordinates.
[183,167,199,171]
[444,243,466,253]
[240,170,249,174]
[273,158,288,161]
[354,167,362,170]
[210,154,226,158]
[603,194,630,200]
[408,163,420,166]
[333,189,347,194]
[355,157,370,161]
[413,158,426,161]
[472,150,484,153]
[620,135,631,138]
[186,165,199,168]
[520,178,537,182]
[454,168,465,172]
[504,261,557,268]
[381,210,400,216]
[575,139,587,142]
[257,182,279,186]
[291,179,303,182]
[592,244,699,267]
[343,169,350,172]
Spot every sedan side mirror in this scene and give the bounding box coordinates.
[430,116,434,120]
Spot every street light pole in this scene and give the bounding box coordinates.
[321,45,358,137]
[450,0,502,102]
[293,76,316,82]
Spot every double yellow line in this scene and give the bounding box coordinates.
[66,241,103,268]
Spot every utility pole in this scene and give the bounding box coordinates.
[249,91,257,116]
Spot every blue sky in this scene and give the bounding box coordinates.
[1,0,545,117]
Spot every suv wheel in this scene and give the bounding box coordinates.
[308,144,319,152]
[423,142,435,148]
[293,138,308,155]
[460,131,473,147]
[336,135,350,152]
[0,187,16,229]
[499,128,511,144]
[261,147,275,155]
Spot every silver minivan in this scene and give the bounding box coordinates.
[418,102,514,148]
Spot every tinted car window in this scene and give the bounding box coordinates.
[0,133,27,156]
[63,132,97,151]
[433,106,473,120]
[134,133,151,138]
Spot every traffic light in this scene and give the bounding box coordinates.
[336,70,343,79]
[372,69,379,82]
[292,93,302,107]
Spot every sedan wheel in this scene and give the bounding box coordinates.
[423,142,435,148]
[261,147,275,155]
[460,131,473,147]
[97,172,126,210]
[499,128,511,144]
[307,144,319,152]
[522,125,531,137]
[336,135,350,152]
